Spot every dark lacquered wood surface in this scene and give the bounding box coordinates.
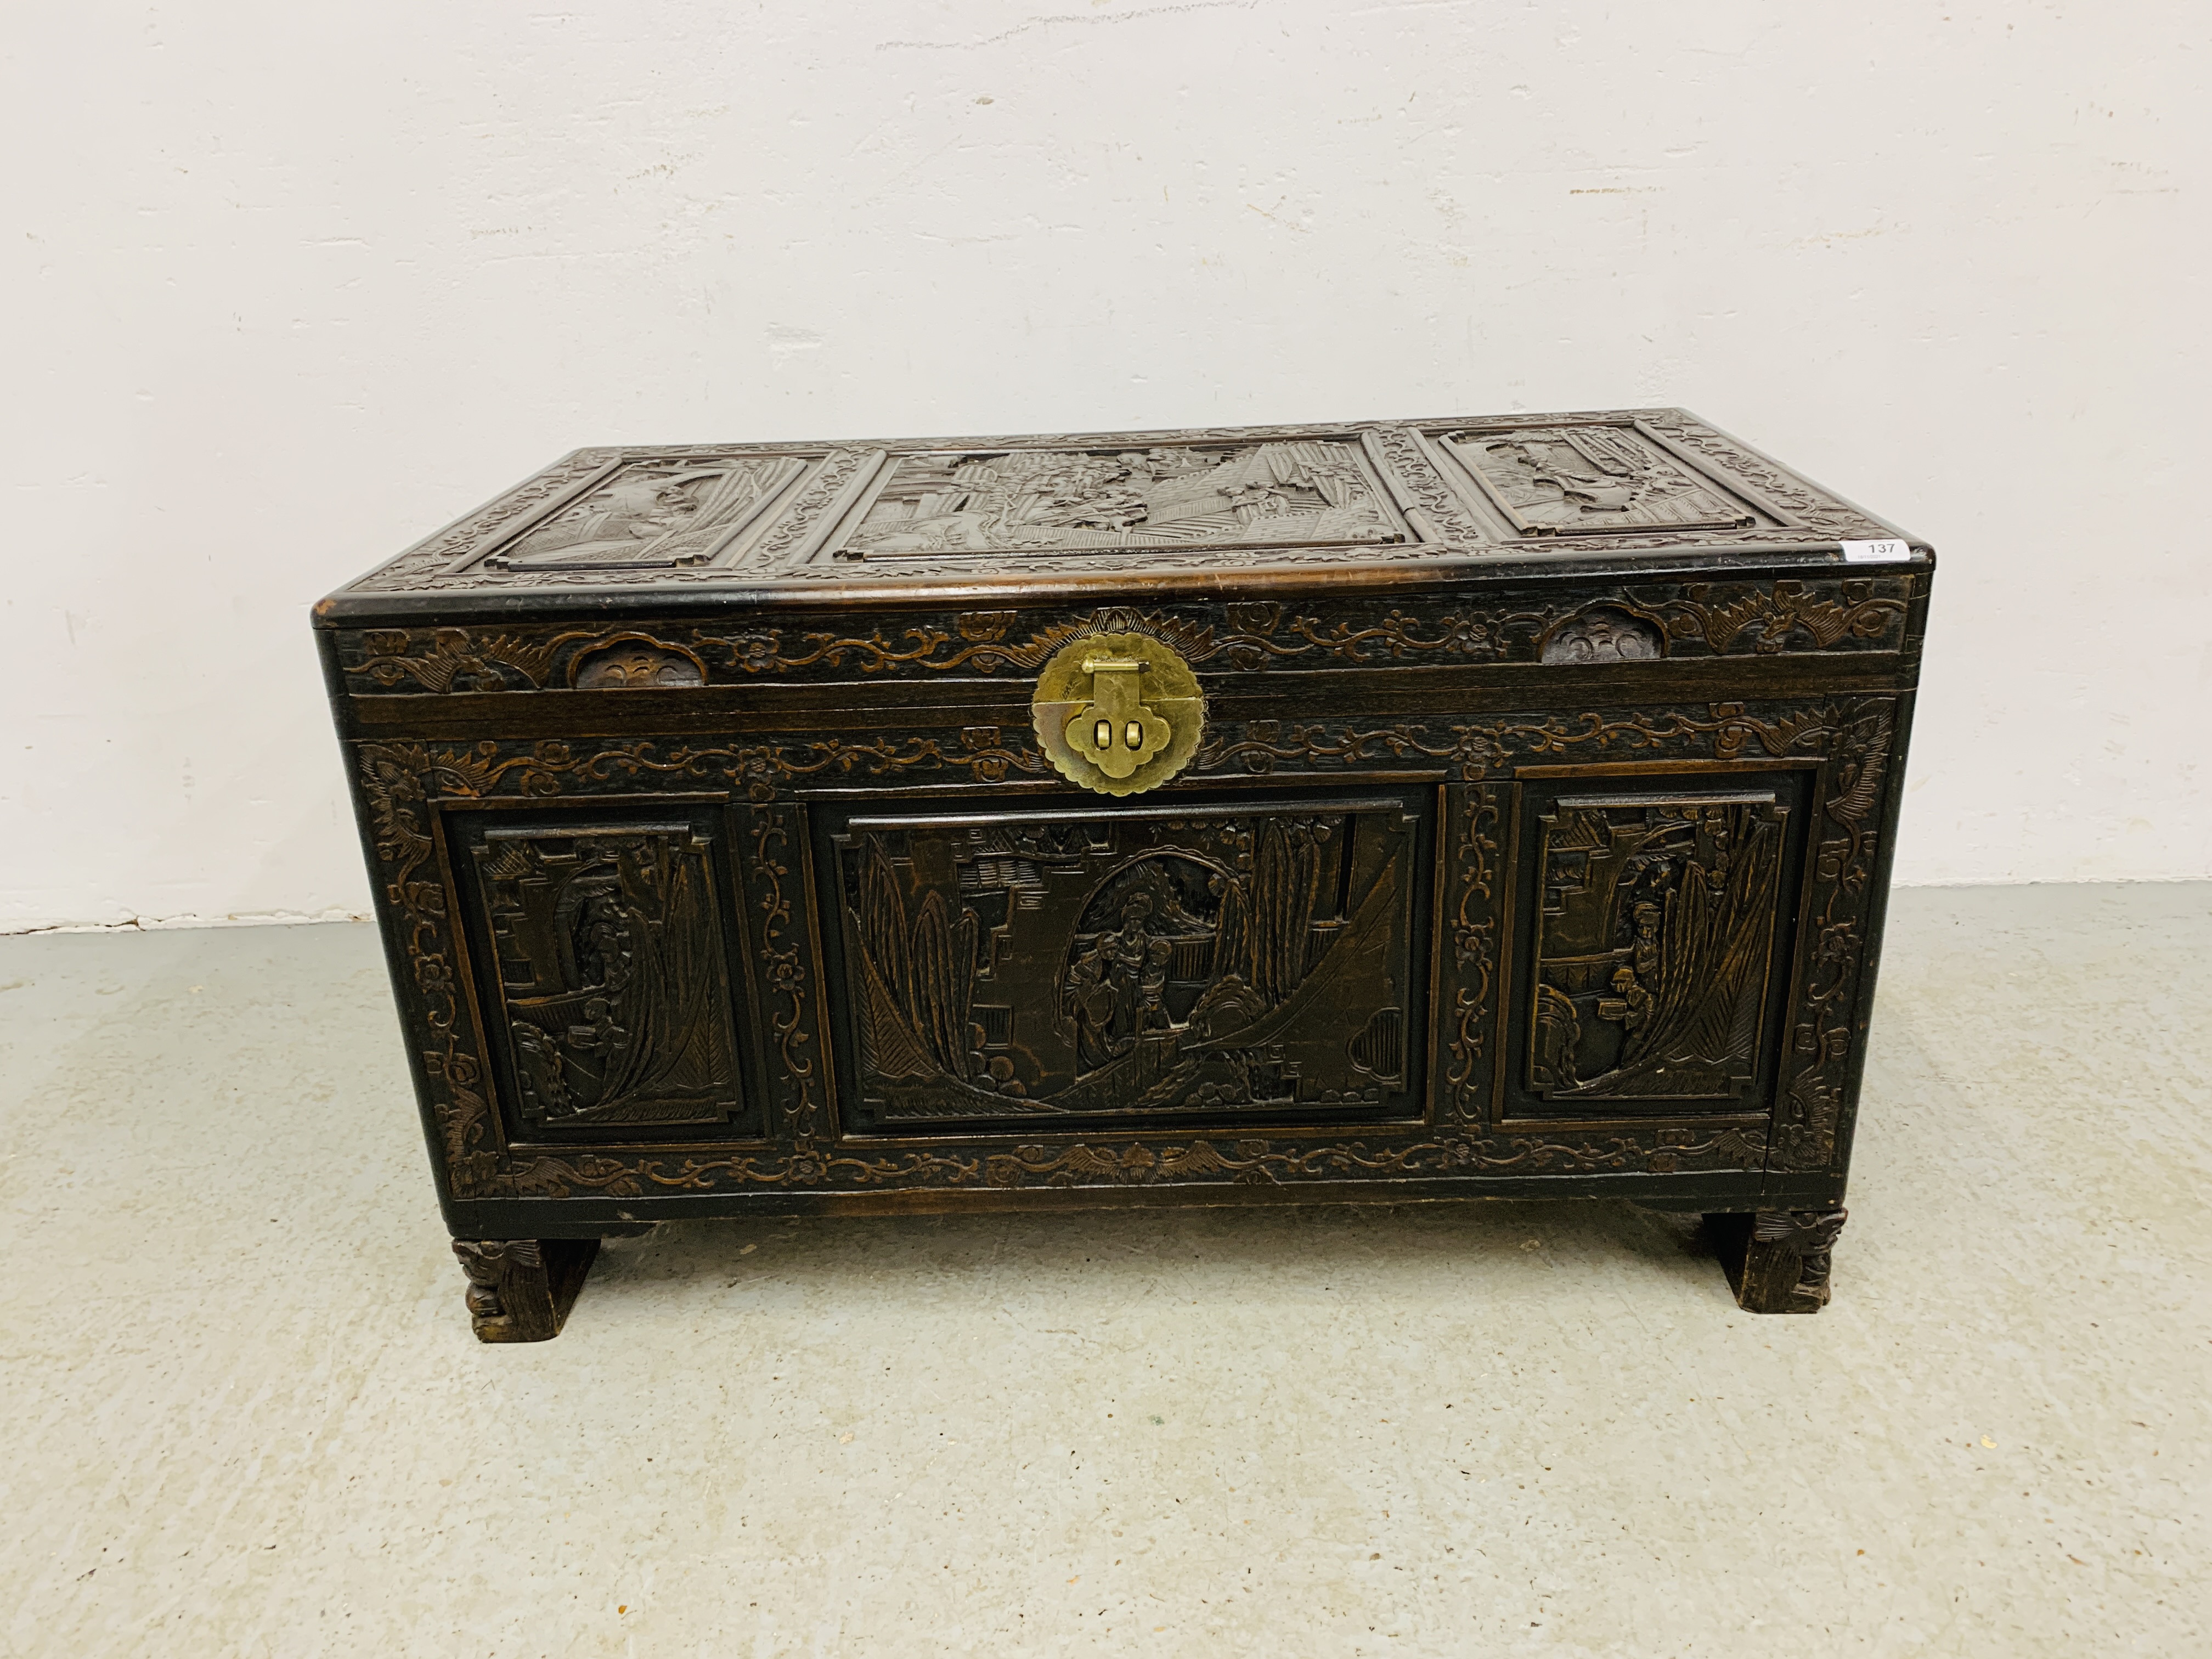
[317,410,1931,1335]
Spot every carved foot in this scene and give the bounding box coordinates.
[1709,1208,1847,1315]
[450,1238,599,1342]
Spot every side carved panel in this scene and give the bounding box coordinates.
[1527,794,1788,1104]
[483,456,811,572]
[447,808,761,1141]
[1769,706,1897,1172]
[1436,422,1768,536]
[1495,774,1805,1124]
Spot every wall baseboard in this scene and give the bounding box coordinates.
[1,908,371,939]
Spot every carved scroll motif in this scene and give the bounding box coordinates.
[1363,425,1492,543]
[1634,580,1906,656]
[1443,785,1504,1120]
[746,804,821,1143]
[354,626,599,694]
[338,580,1910,693]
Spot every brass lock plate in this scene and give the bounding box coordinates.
[1032,631,1205,797]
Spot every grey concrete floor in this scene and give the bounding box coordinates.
[2,884,2207,1657]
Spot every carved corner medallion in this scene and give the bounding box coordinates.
[567,634,708,690]
[1032,632,1205,797]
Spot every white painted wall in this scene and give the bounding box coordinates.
[4,2,2205,931]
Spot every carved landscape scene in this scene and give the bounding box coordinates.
[485,455,812,571]
[1441,424,1763,536]
[467,824,746,1131]
[831,802,1426,1125]
[1527,794,1789,1104]
[833,441,1404,557]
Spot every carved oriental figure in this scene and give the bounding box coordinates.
[845,442,1400,555]
[843,807,1418,1123]
[1530,797,1787,1101]
[473,830,740,1127]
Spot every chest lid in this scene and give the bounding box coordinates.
[326,408,1924,613]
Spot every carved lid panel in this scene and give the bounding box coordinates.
[331,409,1922,600]
[1432,421,1780,538]
[828,438,1409,560]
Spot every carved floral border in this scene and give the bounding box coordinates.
[337,579,1912,696]
[356,693,1894,1199]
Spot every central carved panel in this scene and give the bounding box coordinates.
[818,794,1431,1130]
[832,441,1406,557]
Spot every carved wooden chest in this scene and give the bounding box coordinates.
[316,410,1929,1340]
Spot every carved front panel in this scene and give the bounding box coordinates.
[449,807,759,1139]
[815,792,1432,1132]
[345,691,1901,1199]
[826,440,1407,560]
[1501,775,1812,1120]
